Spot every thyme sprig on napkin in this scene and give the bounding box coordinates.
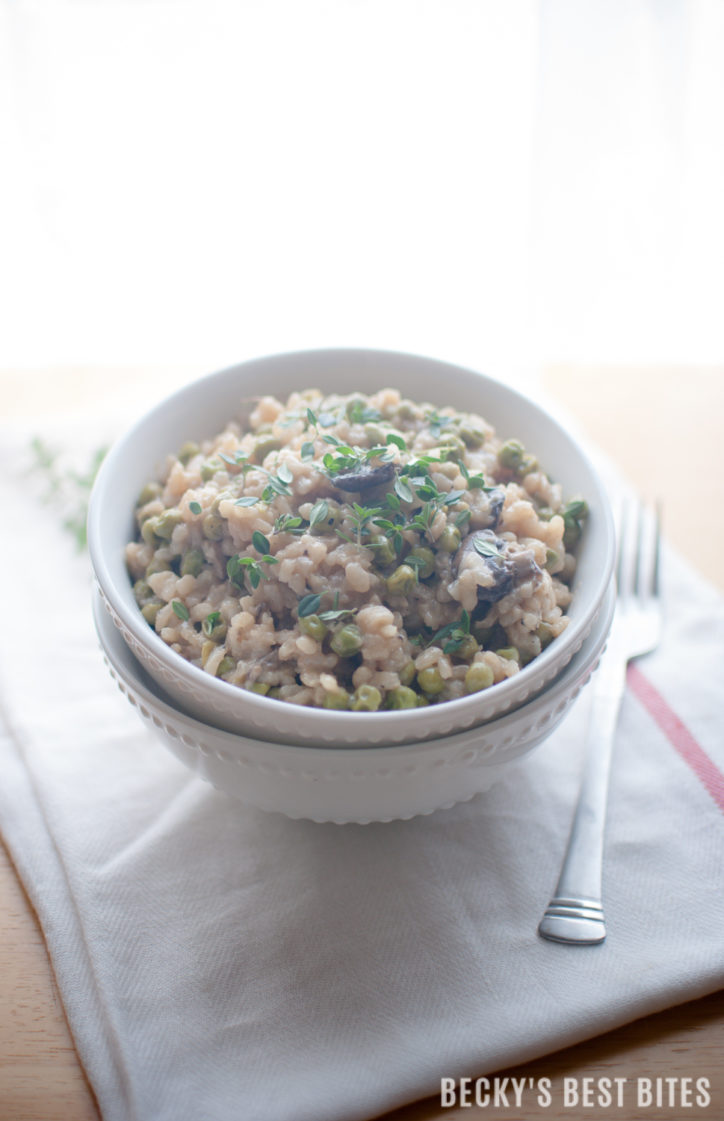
[28,437,108,550]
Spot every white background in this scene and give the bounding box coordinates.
[1,0,722,373]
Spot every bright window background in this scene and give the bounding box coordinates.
[1,0,722,373]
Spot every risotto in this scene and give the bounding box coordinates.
[125,388,588,711]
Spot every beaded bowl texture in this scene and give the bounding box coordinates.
[94,580,615,824]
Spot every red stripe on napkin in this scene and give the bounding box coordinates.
[628,664,724,813]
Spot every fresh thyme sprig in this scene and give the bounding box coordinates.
[27,437,108,550]
[297,589,356,624]
[227,546,278,592]
[232,456,294,508]
[426,609,471,653]
[335,502,384,546]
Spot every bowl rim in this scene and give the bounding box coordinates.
[88,346,616,736]
[93,580,616,755]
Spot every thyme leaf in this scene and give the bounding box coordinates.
[473,536,505,560]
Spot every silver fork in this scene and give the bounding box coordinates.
[538,500,662,945]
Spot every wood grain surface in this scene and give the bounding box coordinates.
[1,364,722,1121]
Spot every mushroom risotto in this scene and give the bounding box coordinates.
[125,389,588,711]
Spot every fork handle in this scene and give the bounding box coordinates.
[538,651,627,945]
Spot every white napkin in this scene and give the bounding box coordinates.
[1,416,723,1121]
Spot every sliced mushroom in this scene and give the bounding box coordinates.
[246,648,279,684]
[456,529,540,605]
[332,460,395,493]
[482,486,505,528]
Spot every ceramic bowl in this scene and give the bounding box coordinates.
[93,580,615,823]
[88,348,615,747]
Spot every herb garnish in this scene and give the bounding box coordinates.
[172,600,190,621]
[472,536,505,560]
[297,589,356,624]
[251,530,271,555]
[426,609,471,653]
[28,438,108,551]
[346,399,383,425]
[202,611,222,635]
[227,552,278,592]
[320,438,395,481]
[335,502,384,546]
[298,593,322,617]
[425,409,456,440]
[308,499,330,531]
[274,513,304,534]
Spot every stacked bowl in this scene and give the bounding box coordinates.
[88,349,616,823]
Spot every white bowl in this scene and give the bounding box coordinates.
[93,582,615,823]
[88,348,615,747]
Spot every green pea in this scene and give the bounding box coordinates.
[181,548,205,577]
[496,646,520,662]
[178,441,201,465]
[136,481,162,506]
[135,505,157,528]
[140,517,162,546]
[363,421,387,445]
[330,624,363,657]
[216,656,236,677]
[408,545,435,579]
[153,509,183,540]
[545,548,559,572]
[439,435,466,462]
[267,686,282,699]
[350,685,382,711]
[417,666,445,696]
[497,439,526,471]
[310,503,342,535]
[145,557,171,577]
[416,695,430,706]
[141,601,162,625]
[133,579,154,605]
[437,525,461,553]
[465,662,495,693]
[200,460,221,482]
[202,512,225,541]
[454,635,480,662]
[399,660,416,687]
[458,423,485,449]
[323,689,350,710]
[247,682,270,695]
[252,435,282,464]
[203,620,228,643]
[537,622,555,648]
[299,614,328,642]
[385,686,418,709]
[369,534,396,567]
[386,564,417,596]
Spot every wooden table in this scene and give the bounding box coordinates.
[2,365,723,1120]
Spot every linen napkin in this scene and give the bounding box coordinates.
[1,408,723,1121]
